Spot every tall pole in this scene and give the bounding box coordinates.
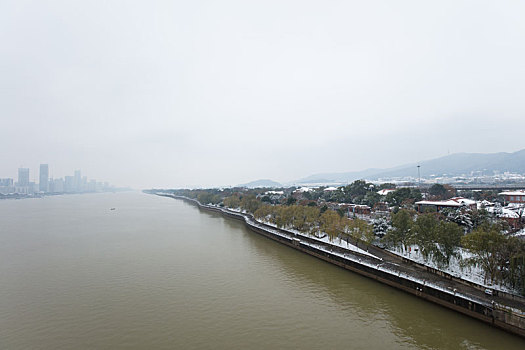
[417,165,421,188]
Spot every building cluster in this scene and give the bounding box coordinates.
[264,185,525,233]
[0,164,112,195]
[405,191,524,231]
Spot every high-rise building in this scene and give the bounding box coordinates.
[0,178,13,187]
[65,176,75,193]
[39,164,49,192]
[18,168,29,186]
[74,170,81,192]
[52,178,64,193]
[0,178,14,194]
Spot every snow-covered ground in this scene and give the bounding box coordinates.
[387,245,514,293]
[514,228,525,237]
[257,219,379,259]
[214,204,379,260]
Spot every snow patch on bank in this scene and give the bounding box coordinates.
[387,246,514,293]
[258,220,378,260]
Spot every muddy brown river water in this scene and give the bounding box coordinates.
[1,192,524,349]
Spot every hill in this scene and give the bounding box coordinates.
[237,179,282,188]
[297,149,525,183]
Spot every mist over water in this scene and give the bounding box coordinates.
[0,192,524,349]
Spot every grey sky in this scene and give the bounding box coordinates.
[1,0,524,188]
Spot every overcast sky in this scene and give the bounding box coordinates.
[1,0,524,188]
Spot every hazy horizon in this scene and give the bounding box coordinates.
[2,1,525,188]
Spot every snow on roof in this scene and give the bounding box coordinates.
[323,186,339,191]
[416,200,462,207]
[352,204,371,209]
[265,191,284,195]
[501,208,520,218]
[507,202,525,209]
[337,203,371,209]
[377,189,395,196]
[499,190,525,196]
[476,200,494,209]
[416,197,476,207]
[294,187,316,193]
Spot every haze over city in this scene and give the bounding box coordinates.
[2,1,525,188]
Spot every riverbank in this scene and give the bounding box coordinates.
[160,193,525,338]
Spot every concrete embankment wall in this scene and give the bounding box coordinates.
[171,195,525,338]
[380,246,525,306]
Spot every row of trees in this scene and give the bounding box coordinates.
[176,179,424,211]
[462,226,525,290]
[321,180,383,207]
[254,204,375,246]
[223,193,262,213]
[301,180,423,208]
[385,209,525,292]
[219,196,377,247]
[385,188,422,207]
[385,210,463,267]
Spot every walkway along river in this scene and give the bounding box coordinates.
[161,193,525,338]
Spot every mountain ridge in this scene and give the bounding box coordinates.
[237,179,282,188]
[296,149,525,184]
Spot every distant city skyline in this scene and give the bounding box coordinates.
[3,164,90,184]
[0,163,115,195]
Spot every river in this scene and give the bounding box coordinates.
[0,192,523,349]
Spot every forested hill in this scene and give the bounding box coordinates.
[298,149,525,183]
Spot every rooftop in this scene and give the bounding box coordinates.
[499,190,525,196]
[377,189,395,196]
[416,197,477,207]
